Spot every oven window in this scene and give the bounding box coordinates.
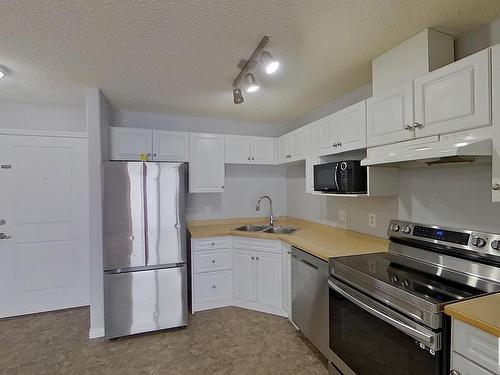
[329,288,442,375]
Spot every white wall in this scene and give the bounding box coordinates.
[455,17,500,59]
[399,164,500,233]
[187,164,287,221]
[114,110,287,137]
[0,101,86,132]
[86,88,113,339]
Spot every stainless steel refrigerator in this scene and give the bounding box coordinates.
[102,161,188,338]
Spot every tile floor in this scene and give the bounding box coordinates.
[0,306,328,375]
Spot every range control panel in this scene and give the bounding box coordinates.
[388,220,500,258]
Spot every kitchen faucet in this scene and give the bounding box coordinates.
[256,195,278,227]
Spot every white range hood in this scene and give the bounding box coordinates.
[362,127,492,166]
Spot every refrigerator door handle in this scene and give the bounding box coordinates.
[143,162,150,266]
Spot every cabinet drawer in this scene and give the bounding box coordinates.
[452,352,496,375]
[193,270,232,301]
[193,249,232,273]
[193,237,232,251]
[453,319,498,374]
[233,237,281,253]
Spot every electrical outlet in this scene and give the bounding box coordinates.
[368,213,376,228]
[338,209,347,223]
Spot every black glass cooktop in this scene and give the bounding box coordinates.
[332,253,484,304]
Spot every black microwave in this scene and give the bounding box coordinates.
[313,161,367,193]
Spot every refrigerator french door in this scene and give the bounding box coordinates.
[102,162,188,338]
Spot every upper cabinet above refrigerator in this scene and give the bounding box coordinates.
[110,127,189,162]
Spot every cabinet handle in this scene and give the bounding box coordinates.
[0,233,10,240]
[492,183,500,191]
[210,242,215,246]
[287,250,291,254]
[450,370,461,375]
[286,155,292,158]
[413,122,423,129]
[251,256,255,260]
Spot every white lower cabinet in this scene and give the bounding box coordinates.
[192,236,287,317]
[450,318,499,375]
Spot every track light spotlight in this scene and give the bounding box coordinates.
[260,51,279,74]
[244,73,259,93]
[0,66,7,80]
[233,88,244,104]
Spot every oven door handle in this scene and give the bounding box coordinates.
[329,279,440,351]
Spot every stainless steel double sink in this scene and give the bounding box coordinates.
[233,224,297,235]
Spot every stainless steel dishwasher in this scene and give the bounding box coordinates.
[291,246,332,361]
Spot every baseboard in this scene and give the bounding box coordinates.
[88,326,105,339]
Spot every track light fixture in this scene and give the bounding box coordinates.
[233,88,244,104]
[244,73,259,93]
[0,66,7,80]
[260,51,279,74]
[231,36,279,104]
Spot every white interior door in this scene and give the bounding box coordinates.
[0,135,89,318]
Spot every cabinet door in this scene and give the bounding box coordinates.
[367,81,415,147]
[282,244,292,315]
[110,127,153,160]
[290,129,306,159]
[189,133,225,193]
[256,251,283,308]
[277,135,290,164]
[306,124,320,193]
[318,114,338,155]
[152,130,189,161]
[492,45,500,202]
[251,137,275,164]
[336,101,367,153]
[225,135,251,164]
[451,353,495,375]
[233,249,256,301]
[414,48,491,138]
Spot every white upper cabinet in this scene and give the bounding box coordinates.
[414,48,491,137]
[225,135,275,165]
[110,127,188,161]
[367,81,415,147]
[251,137,275,164]
[277,127,307,164]
[110,127,153,160]
[319,101,367,155]
[152,130,189,162]
[492,45,500,202]
[306,123,320,193]
[189,133,225,193]
[225,135,252,164]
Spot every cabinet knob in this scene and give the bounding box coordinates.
[0,233,10,240]
[212,259,216,264]
[248,157,251,160]
[333,143,337,147]
[211,285,216,289]
[413,122,423,129]
[147,153,152,157]
[221,185,225,189]
[337,142,342,146]
[404,124,412,130]
[0,219,5,225]
[251,256,255,260]
[286,154,292,158]
[256,256,260,261]
[492,183,500,191]
[210,242,215,246]
[251,157,254,160]
[153,153,157,157]
[287,250,291,254]
[450,370,461,375]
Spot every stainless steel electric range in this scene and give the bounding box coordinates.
[328,219,500,375]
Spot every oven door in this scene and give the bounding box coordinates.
[328,278,444,375]
[313,162,338,192]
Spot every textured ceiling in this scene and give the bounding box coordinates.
[1,1,500,124]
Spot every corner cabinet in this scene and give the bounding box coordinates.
[225,135,275,165]
[189,133,225,193]
[110,127,188,161]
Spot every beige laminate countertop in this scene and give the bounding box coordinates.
[445,293,500,337]
[188,216,388,261]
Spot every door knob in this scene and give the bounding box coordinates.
[0,233,10,239]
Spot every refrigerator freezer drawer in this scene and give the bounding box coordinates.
[104,265,188,338]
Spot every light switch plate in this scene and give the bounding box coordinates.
[369,213,376,227]
[338,209,347,223]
